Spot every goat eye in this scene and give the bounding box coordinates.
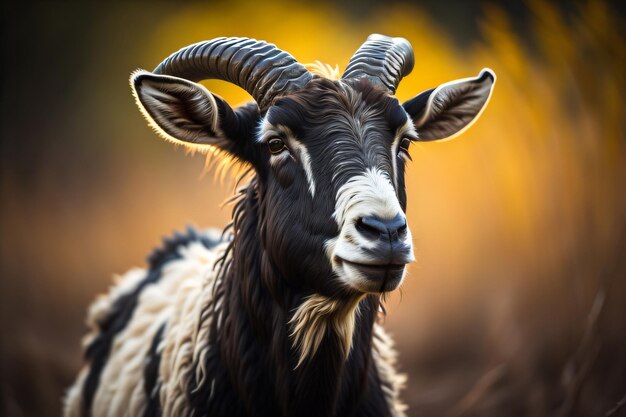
[268,138,287,154]
[399,137,411,153]
[397,137,413,161]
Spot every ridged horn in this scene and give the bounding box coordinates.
[153,37,314,110]
[342,34,415,94]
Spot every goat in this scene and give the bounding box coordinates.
[64,34,495,417]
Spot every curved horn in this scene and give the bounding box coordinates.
[153,37,313,110]
[342,34,415,94]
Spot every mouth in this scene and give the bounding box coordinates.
[337,258,406,293]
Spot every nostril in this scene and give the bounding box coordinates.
[356,217,383,239]
[387,214,407,234]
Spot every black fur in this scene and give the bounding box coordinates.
[180,79,411,416]
[142,323,165,417]
[73,37,497,417]
[185,176,398,416]
[402,87,435,125]
[146,226,222,269]
[253,79,412,296]
[83,79,412,416]
[81,227,220,417]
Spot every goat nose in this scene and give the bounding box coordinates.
[356,214,407,242]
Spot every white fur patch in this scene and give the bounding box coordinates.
[333,167,401,228]
[63,367,88,417]
[65,239,227,417]
[372,324,408,417]
[326,168,414,290]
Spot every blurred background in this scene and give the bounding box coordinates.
[1,0,625,416]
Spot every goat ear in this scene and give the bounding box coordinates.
[131,70,259,160]
[403,68,495,141]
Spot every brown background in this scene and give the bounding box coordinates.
[2,1,625,416]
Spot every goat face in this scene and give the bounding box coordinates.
[131,35,495,295]
[257,78,417,294]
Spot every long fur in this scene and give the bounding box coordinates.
[289,293,363,368]
[66,68,421,417]
[65,29,497,414]
[65,201,407,417]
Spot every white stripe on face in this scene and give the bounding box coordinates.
[290,137,316,197]
[259,119,317,198]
